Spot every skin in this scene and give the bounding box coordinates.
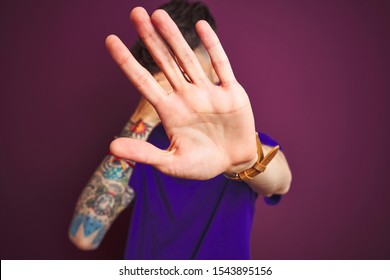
[108,8,291,189]
[68,117,157,250]
[69,6,292,250]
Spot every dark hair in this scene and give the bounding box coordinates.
[131,0,217,74]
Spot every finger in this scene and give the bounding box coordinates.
[110,137,174,169]
[130,7,186,90]
[151,9,209,85]
[195,20,237,86]
[105,34,165,106]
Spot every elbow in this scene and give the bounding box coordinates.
[68,232,98,251]
[273,167,292,195]
[276,181,291,195]
[68,213,106,251]
[278,169,292,194]
[265,150,292,196]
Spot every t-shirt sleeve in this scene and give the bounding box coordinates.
[258,132,284,205]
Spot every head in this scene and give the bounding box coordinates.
[131,0,218,84]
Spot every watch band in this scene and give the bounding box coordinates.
[224,133,280,180]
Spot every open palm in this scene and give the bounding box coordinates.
[107,7,257,179]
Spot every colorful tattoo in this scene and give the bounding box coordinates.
[102,166,125,180]
[92,226,107,245]
[93,193,115,216]
[83,180,134,217]
[120,119,152,139]
[69,214,107,245]
[70,118,153,247]
[69,214,84,236]
[83,215,104,237]
[101,158,134,180]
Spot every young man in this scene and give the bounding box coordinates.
[69,0,292,259]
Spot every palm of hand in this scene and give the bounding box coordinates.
[107,8,257,179]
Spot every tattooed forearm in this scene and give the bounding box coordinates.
[85,171,133,218]
[69,118,155,250]
[69,156,135,249]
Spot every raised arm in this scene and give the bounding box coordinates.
[69,98,159,250]
[106,8,291,196]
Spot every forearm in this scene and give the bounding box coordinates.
[69,154,134,250]
[69,117,156,250]
[243,146,292,196]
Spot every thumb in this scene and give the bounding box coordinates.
[110,137,173,167]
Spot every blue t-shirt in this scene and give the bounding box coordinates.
[125,125,281,259]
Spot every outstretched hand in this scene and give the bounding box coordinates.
[106,7,257,180]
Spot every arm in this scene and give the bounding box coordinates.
[69,99,159,250]
[106,8,291,197]
[227,145,292,196]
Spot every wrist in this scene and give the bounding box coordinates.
[132,97,160,125]
[225,155,258,175]
[224,133,280,181]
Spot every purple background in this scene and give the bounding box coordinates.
[1,0,389,259]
